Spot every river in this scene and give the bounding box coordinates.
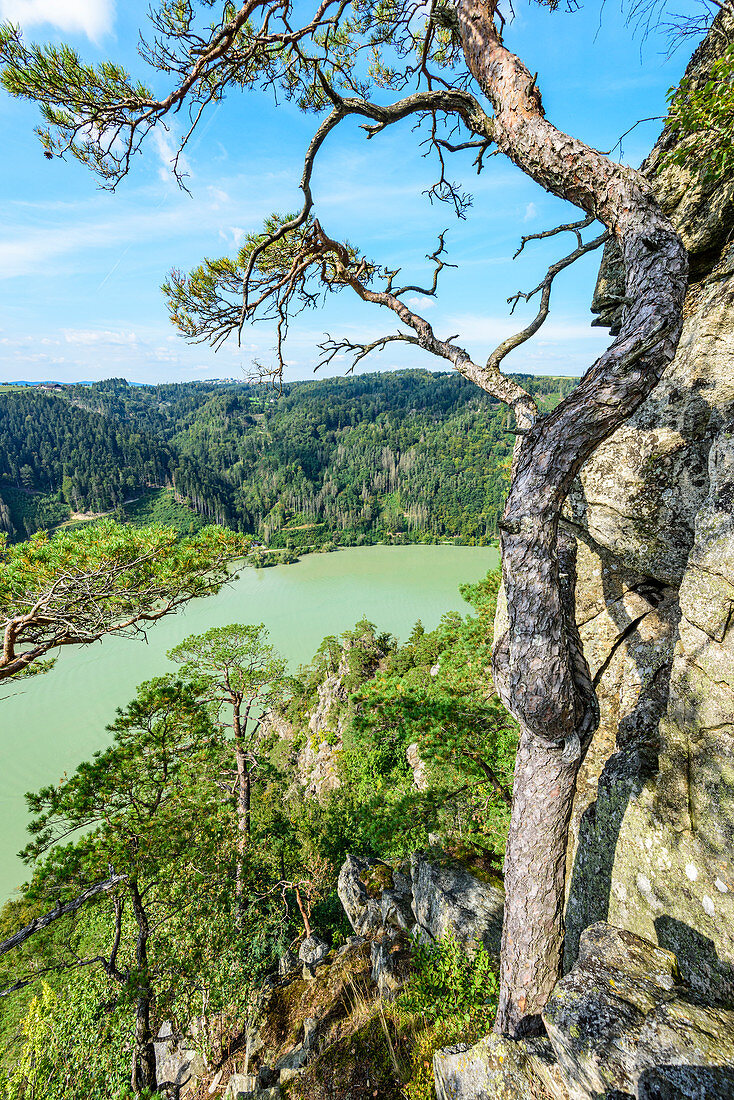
[0,544,498,900]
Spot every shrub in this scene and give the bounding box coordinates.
[389,933,498,1100]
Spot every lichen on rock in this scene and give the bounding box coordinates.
[559,5,734,1004]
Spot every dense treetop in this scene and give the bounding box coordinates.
[0,371,575,545]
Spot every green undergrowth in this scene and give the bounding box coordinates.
[388,933,499,1100]
[280,934,497,1100]
[0,482,69,542]
[2,974,163,1100]
[119,487,205,535]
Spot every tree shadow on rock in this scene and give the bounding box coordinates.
[655,916,734,1007]
[638,1064,734,1099]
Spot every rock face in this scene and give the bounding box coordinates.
[545,925,734,1100]
[410,852,504,956]
[338,854,414,937]
[434,1034,568,1100]
[154,1020,208,1097]
[338,850,504,955]
[295,624,390,800]
[558,7,734,1001]
[435,924,734,1100]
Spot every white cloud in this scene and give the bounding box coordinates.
[446,312,612,347]
[523,202,537,223]
[208,187,231,206]
[406,295,436,312]
[63,329,139,346]
[0,197,250,279]
[0,0,115,41]
[150,126,192,184]
[220,226,246,249]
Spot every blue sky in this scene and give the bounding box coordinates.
[0,0,704,384]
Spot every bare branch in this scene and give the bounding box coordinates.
[239,83,493,317]
[309,219,538,426]
[484,229,609,380]
[317,331,421,371]
[514,215,595,259]
[0,873,127,958]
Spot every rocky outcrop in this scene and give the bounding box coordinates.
[154,1020,208,1097]
[296,625,390,800]
[214,936,404,1100]
[338,854,414,937]
[298,934,330,979]
[406,741,429,791]
[410,852,504,956]
[338,850,504,956]
[545,925,734,1100]
[435,924,734,1100]
[558,7,734,1001]
[435,1034,567,1100]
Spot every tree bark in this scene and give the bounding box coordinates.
[0,873,126,957]
[453,0,688,1037]
[233,699,248,906]
[129,882,157,1095]
[294,885,313,939]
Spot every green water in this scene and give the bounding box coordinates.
[0,544,497,900]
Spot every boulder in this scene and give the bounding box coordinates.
[635,999,734,1100]
[434,1034,568,1100]
[370,930,412,999]
[543,923,681,1098]
[274,1016,319,1083]
[338,854,413,936]
[337,851,504,958]
[222,1074,258,1099]
[298,934,329,970]
[278,948,299,977]
[410,851,504,955]
[436,926,734,1100]
[154,1020,207,1097]
[543,924,734,1100]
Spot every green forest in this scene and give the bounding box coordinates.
[0,372,575,545]
[0,537,512,1099]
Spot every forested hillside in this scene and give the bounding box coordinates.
[0,371,575,544]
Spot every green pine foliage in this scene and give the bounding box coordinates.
[312,571,515,862]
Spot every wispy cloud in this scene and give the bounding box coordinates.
[445,311,611,345]
[63,328,139,346]
[0,184,284,280]
[0,0,115,42]
[150,126,192,184]
[406,295,436,312]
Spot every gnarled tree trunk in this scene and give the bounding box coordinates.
[454,0,688,1037]
[129,881,157,1094]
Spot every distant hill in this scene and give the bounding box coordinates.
[0,371,576,546]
